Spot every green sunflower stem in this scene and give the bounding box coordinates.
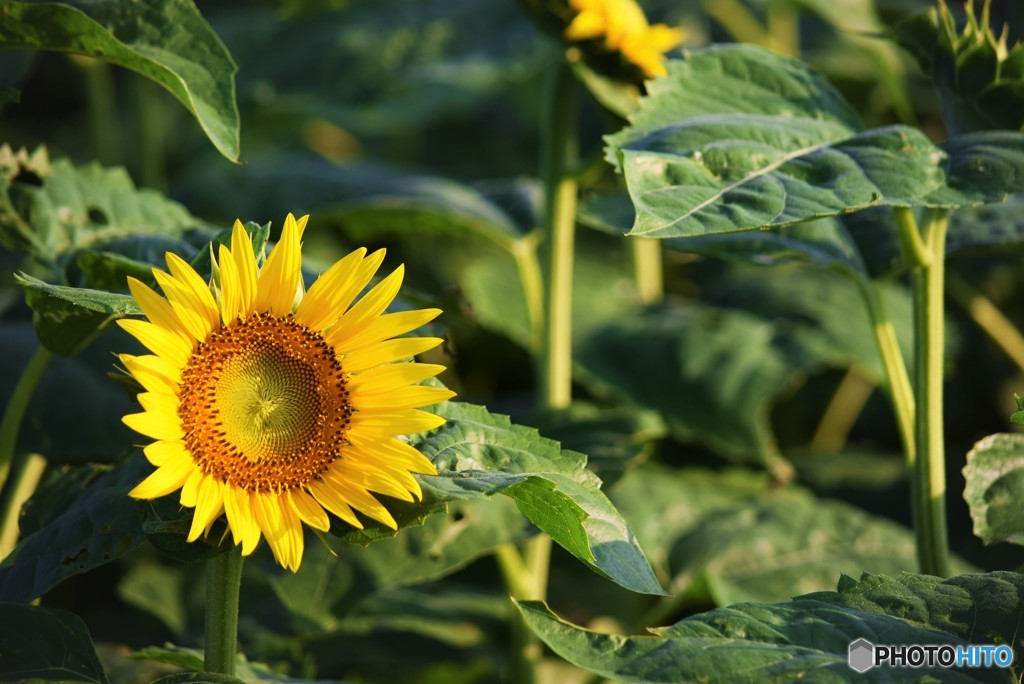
[539,59,578,412]
[856,277,916,468]
[0,345,51,486]
[204,547,244,676]
[496,56,579,684]
[630,237,664,305]
[896,207,951,577]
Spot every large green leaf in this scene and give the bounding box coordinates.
[963,432,1024,547]
[606,45,1024,238]
[410,401,665,596]
[0,458,149,602]
[611,465,965,606]
[0,149,199,265]
[0,0,240,160]
[519,571,1024,683]
[0,603,109,684]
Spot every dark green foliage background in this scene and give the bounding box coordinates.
[3,0,1024,682]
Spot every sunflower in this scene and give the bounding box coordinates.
[119,214,454,572]
[564,0,685,78]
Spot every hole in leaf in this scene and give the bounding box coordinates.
[452,510,466,522]
[12,169,42,187]
[87,207,108,225]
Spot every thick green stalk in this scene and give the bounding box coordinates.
[630,237,663,305]
[916,209,951,576]
[0,346,51,485]
[496,59,579,684]
[896,207,951,577]
[204,548,244,675]
[0,453,47,559]
[513,235,545,353]
[539,62,579,411]
[857,278,916,466]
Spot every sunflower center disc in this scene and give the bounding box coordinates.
[178,313,352,493]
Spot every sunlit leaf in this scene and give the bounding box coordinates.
[0,0,240,160]
[963,433,1024,547]
[0,150,199,265]
[412,401,665,596]
[606,45,1024,238]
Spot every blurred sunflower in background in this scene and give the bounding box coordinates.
[118,214,454,571]
[564,0,685,77]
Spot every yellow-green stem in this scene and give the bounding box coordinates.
[857,278,916,467]
[898,208,951,576]
[630,237,663,305]
[947,272,1024,375]
[513,235,545,354]
[204,547,243,675]
[539,62,579,412]
[704,0,770,46]
[0,453,47,559]
[0,346,51,485]
[766,2,799,56]
[808,366,877,454]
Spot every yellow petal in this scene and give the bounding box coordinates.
[187,476,224,542]
[321,471,397,529]
[120,353,182,385]
[123,410,184,441]
[331,459,417,502]
[342,337,443,373]
[152,269,213,343]
[347,434,437,474]
[349,363,446,394]
[117,319,192,367]
[565,10,606,40]
[230,220,258,316]
[308,480,363,529]
[350,408,446,435]
[128,453,193,499]
[255,213,303,316]
[121,354,179,395]
[224,487,261,555]
[288,489,330,532]
[143,440,187,467]
[217,243,241,324]
[126,278,191,341]
[646,24,686,52]
[345,443,424,499]
[353,385,455,411]
[179,467,204,507]
[326,265,404,346]
[332,308,441,355]
[295,247,382,331]
[137,391,180,416]
[164,252,220,337]
[253,492,304,572]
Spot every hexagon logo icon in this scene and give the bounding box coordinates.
[848,638,875,673]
